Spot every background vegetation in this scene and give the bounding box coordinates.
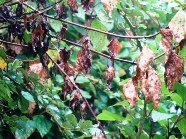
[0,0,186,139]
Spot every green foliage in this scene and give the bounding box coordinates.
[0,0,186,139]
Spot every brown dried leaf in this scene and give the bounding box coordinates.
[168,9,186,44]
[32,23,45,45]
[105,66,115,88]
[67,0,78,13]
[28,102,36,116]
[92,135,105,139]
[80,101,87,116]
[75,36,92,73]
[70,90,81,109]
[62,78,74,97]
[81,0,94,12]
[101,0,117,13]
[160,29,173,62]
[122,79,138,107]
[107,39,121,57]
[55,4,67,19]
[141,66,161,108]
[57,24,67,41]
[27,60,47,81]
[165,51,184,91]
[136,46,154,78]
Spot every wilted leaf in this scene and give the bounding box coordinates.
[26,60,47,81]
[107,39,121,57]
[81,0,94,12]
[67,0,78,13]
[141,66,161,108]
[105,66,115,88]
[136,46,154,79]
[101,0,117,13]
[160,29,173,62]
[75,36,92,73]
[169,9,186,44]
[28,102,36,116]
[80,101,87,116]
[165,52,184,91]
[122,79,138,107]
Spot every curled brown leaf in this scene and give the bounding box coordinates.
[164,51,184,91]
[160,29,173,63]
[81,0,94,12]
[28,102,37,116]
[101,0,117,13]
[105,66,115,88]
[107,39,121,57]
[67,0,78,13]
[122,79,138,107]
[141,66,161,108]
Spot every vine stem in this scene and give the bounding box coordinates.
[46,53,107,139]
[0,39,136,64]
[22,2,160,40]
[136,101,147,139]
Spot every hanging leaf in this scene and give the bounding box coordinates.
[122,79,138,107]
[168,9,186,44]
[67,0,78,13]
[141,66,161,108]
[81,0,94,12]
[101,0,117,13]
[28,102,37,116]
[136,46,154,79]
[160,29,173,63]
[164,51,184,91]
[105,66,115,88]
[26,60,48,81]
[107,39,121,57]
[75,36,92,73]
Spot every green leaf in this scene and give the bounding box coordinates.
[170,93,184,108]
[21,91,35,102]
[177,118,186,136]
[64,114,77,128]
[88,19,108,51]
[55,74,64,84]
[151,110,176,122]
[173,82,186,101]
[79,120,92,130]
[97,110,124,121]
[15,120,36,139]
[76,75,90,84]
[33,115,52,137]
[23,31,31,43]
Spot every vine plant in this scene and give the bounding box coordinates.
[0,0,186,139]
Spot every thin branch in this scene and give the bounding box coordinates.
[154,52,165,60]
[120,11,142,51]
[46,53,107,139]
[22,2,160,40]
[0,38,136,64]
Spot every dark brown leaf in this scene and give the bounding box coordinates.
[75,36,92,73]
[165,51,184,91]
[67,0,78,13]
[105,66,115,88]
[107,39,121,57]
[81,0,94,12]
[160,29,173,62]
[57,24,67,41]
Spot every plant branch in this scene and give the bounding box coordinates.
[46,53,107,139]
[119,10,142,51]
[22,2,160,40]
[136,101,147,139]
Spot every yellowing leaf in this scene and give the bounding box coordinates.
[0,57,7,70]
